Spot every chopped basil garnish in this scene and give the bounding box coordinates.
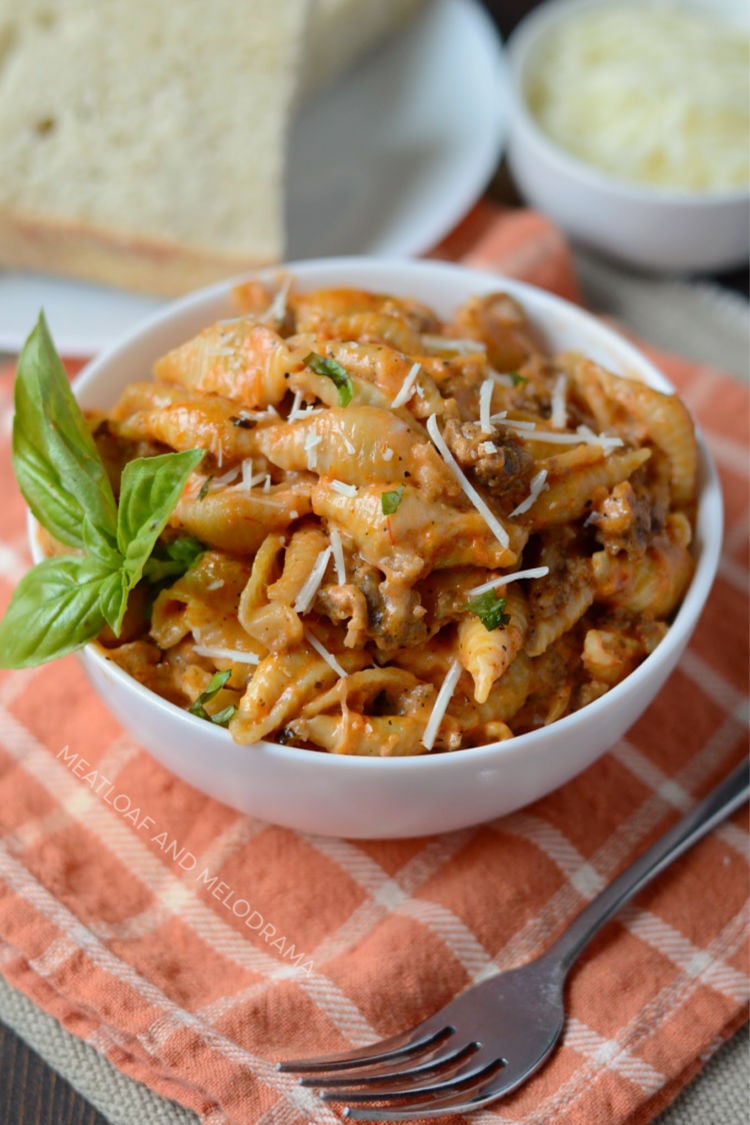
[189,669,236,726]
[303,351,353,407]
[510,371,526,387]
[465,589,510,631]
[381,486,405,515]
[198,475,213,500]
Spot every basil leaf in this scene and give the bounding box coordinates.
[97,568,129,635]
[465,589,510,631]
[82,516,122,569]
[381,486,405,515]
[0,556,112,669]
[143,535,205,585]
[303,351,353,407]
[189,670,233,722]
[12,313,118,550]
[196,669,232,702]
[116,449,204,589]
[209,704,237,727]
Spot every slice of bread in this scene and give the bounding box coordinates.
[0,0,423,296]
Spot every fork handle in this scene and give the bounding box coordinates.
[547,758,749,974]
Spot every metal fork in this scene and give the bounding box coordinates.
[278,759,749,1121]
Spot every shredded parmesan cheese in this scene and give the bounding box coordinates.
[509,469,548,517]
[247,495,282,508]
[550,374,568,429]
[193,644,259,665]
[468,566,550,597]
[262,275,292,323]
[211,465,241,489]
[382,446,394,462]
[421,334,487,355]
[426,414,510,550]
[330,479,357,498]
[527,4,750,193]
[478,440,497,456]
[288,392,321,423]
[575,425,624,456]
[422,658,462,751]
[500,418,623,454]
[236,458,265,491]
[329,526,346,586]
[390,362,422,409]
[491,372,516,388]
[479,378,494,434]
[304,430,323,469]
[496,415,535,430]
[304,629,347,678]
[293,547,332,613]
[287,390,303,422]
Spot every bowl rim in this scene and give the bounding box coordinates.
[37,255,724,774]
[505,0,750,208]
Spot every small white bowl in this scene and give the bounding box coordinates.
[32,258,722,838]
[505,0,750,273]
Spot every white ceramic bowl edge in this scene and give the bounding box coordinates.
[29,258,723,837]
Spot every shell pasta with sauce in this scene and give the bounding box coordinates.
[89,278,698,755]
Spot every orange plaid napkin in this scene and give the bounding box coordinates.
[0,204,747,1125]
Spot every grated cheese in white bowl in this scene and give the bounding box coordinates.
[525,2,750,194]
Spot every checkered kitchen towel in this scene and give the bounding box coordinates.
[0,203,747,1124]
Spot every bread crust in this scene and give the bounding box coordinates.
[0,208,277,297]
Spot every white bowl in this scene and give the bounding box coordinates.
[32,257,722,838]
[505,0,750,273]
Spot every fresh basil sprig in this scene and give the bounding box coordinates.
[0,313,204,669]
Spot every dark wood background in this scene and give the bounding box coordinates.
[0,2,746,1122]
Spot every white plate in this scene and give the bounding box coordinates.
[0,0,506,356]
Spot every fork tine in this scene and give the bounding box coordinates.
[277,1021,451,1074]
[321,1055,503,1105]
[342,1049,554,1120]
[344,1066,510,1120]
[299,1040,478,1088]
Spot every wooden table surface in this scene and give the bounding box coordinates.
[0,2,746,1123]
